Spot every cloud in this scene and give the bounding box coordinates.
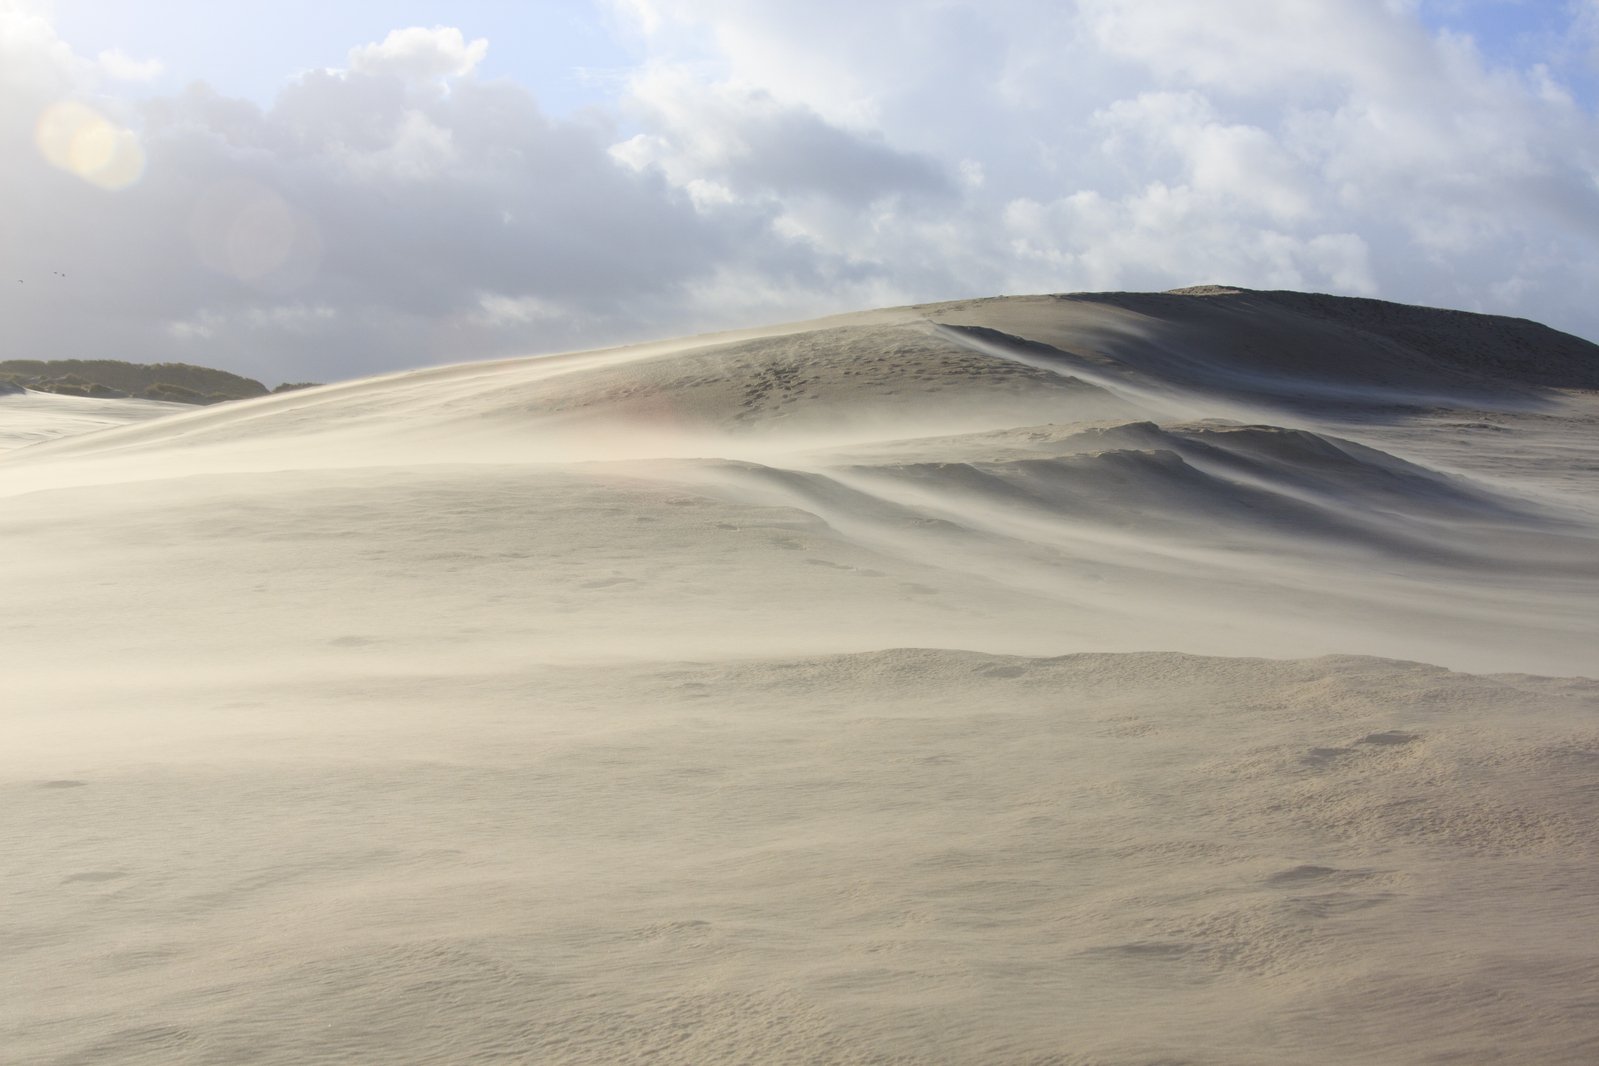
[96,47,162,83]
[1077,0,1427,98]
[0,1,84,97]
[1093,91,1314,223]
[0,20,861,382]
[615,65,951,207]
[613,0,1599,340]
[1002,187,1376,296]
[346,26,488,83]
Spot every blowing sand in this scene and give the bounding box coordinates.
[4,288,1597,1064]
[0,389,187,454]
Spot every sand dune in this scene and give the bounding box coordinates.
[4,288,1598,1064]
[0,388,187,454]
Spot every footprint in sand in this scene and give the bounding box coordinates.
[976,664,1028,679]
[1357,730,1421,746]
[1266,864,1345,885]
[1300,747,1353,768]
[329,635,375,648]
[1301,733,1419,767]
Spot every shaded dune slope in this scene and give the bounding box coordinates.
[932,287,1599,410]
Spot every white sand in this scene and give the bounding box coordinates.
[0,388,187,454]
[4,290,1597,1064]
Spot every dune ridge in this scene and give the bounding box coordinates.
[4,287,1598,1064]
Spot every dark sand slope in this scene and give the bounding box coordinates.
[3,288,1598,1064]
[931,286,1599,409]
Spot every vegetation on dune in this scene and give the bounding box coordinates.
[0,359,318,405]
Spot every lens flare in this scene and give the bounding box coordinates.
[35,101,146,190]
[188,179,323,291]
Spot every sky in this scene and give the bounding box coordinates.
[3,0,1598,385]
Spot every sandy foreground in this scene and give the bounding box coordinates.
[4,288,1597,1064]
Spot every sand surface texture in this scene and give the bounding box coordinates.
[5,288,1598,1064]
[0,389,187,455]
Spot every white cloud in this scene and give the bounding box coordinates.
[1078,0,1425,98]
[1094,91,1313,223]
[0,0,85,96]
[96,47,162,82]
[347,26,488,83]
[608,0,1599,338]
[243,304,337,331]
[1000,186,1376,296]
[167,311,222,340]
[473,293,562,326]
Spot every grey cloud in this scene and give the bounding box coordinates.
[0,25,852,383]
[618,72,953,207]
[701,93,953,205]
